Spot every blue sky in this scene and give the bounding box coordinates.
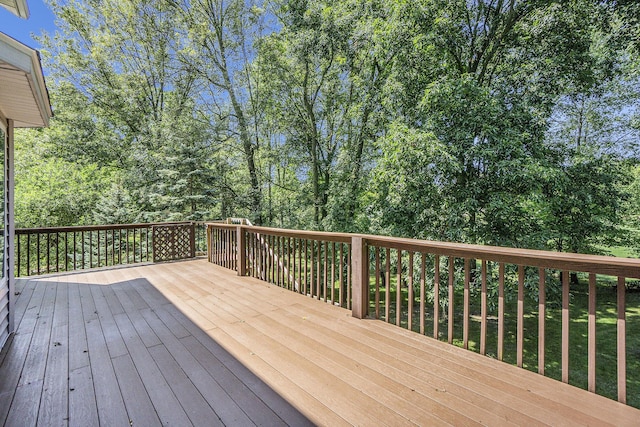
[0,0,57,49]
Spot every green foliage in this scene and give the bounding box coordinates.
[93,183,139,225]
[13,0,639,265]
[15,128,114,227]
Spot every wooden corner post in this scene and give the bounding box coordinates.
[237,225,246,276]
[351,236,369,319]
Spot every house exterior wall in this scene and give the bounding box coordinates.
[6,119,14,341]
[0,117,9,351]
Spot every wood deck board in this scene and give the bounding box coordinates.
[68,365,98,427]
[200,280,471,425]
[0,259,638,426]
[110,312,193,426]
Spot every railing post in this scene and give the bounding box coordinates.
[351,235,369,319]
[206,224,212,262]
[189,222,196,258]
[237,225,246,276]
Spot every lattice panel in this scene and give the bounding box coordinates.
[152,224,195,262]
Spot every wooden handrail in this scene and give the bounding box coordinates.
[15,221,193,234]
[363,234,640,278]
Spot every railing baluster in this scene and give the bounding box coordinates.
[26,234,31,276]
[46,232,50,274]
[408,252,414,332]
[375,247,380,319]
[132,228,136,264]
[55,232,59,272]
[309,240,315,297]
[562,270,570,383]
[588,273,596,393]
[517,265,525,368]
[252,233,257,278]
[276,236,282,286]
[112,229,115,266]
[64,232,68,272]
[617,276,626,404]
[261,233,265,280]
[338,242,343,305]
[480,260,487,356]
[97,230,100,268]
[385,248,390,322]
[331,242,336,304]
[288,237,292,290]
[420,253,426,335]
[37,233,40,275]
[396,250,402,326]
[323,241,328,302]
[538,268,546,375]
[316,241,321,300]
[347,243,351,310]
[434,255,440,339]
[73,232,76,270]
[16,234,21,277]
[448,256,454,345]
[280,235,284,286]
[272,235,277,285]
[146,226,150,261]
[498,262,505,361]
[298,239,303,293]
[464,258,470,350]
[81,231,85,269]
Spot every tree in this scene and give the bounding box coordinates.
[257,0,394,230]
[173,0,266,224]
[40,0,220,222]
[93,183,139,225]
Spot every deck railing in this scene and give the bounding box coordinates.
[207,222,640,406]
[208,224,353,308]
[15,221,208,276]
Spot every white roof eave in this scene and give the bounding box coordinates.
[0,0,29,19]
[0,32,52,128]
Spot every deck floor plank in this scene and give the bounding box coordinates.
[12,278,37,330]
[0,331,33,426]
[37,323,69,427]
[37,280,70,427]
[90,285,128,359]
[147,343,224,427]
[111,311,193,427]
[111,353,162,426]
[17,281,56,387]
[84,313,130,427]
[5,380,43,426]
[67,283,90,371]
[68,365,99,427]
[138,307,255,426]
[2,258,639,427]
[111,285,161,348]
[0,279,43,425]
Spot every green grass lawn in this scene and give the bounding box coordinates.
[367,277,640,409]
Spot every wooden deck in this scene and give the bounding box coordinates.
[0,259,638,426]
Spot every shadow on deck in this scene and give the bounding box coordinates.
[0,259,638,426]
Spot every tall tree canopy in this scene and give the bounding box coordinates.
[14,0,640,257]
